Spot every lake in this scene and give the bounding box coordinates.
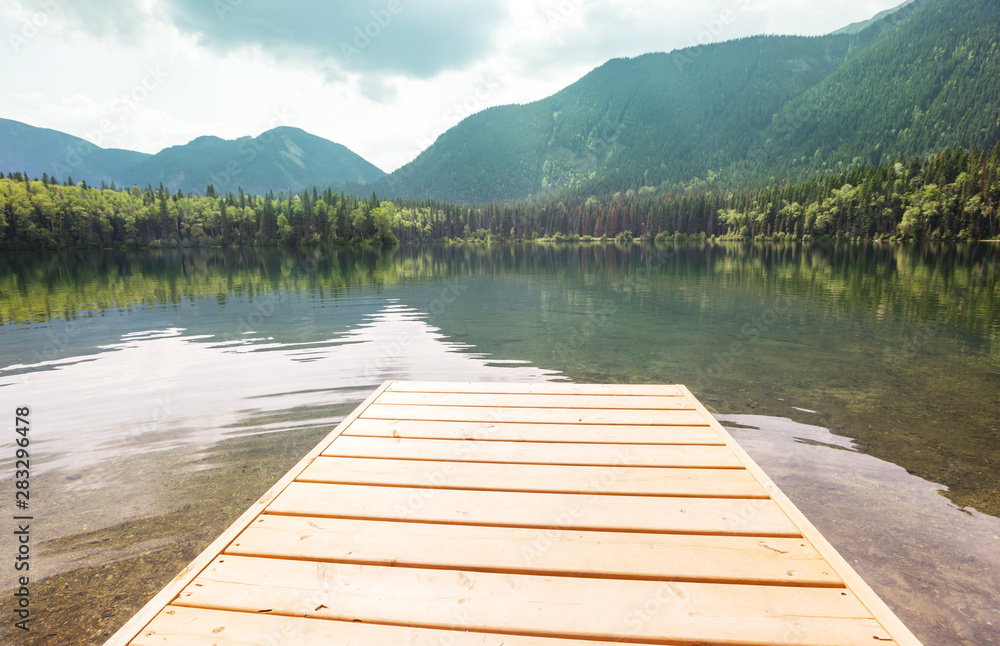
[1,242,998,645]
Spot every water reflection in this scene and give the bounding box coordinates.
[2,243,997,332]
[2,296,559,581]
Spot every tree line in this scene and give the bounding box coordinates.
[1,143,998,249]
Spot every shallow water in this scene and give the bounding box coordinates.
[0,242,997,645]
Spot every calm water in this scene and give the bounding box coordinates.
[0,242,998,645]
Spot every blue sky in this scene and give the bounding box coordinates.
[0,0,907,172]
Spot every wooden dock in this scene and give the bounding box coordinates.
[106,381,922,646]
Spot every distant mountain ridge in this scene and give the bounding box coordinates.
[0,117,151,186]
[0,119,385,194]
[119,126,386,195]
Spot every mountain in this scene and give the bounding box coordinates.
[377,33,857,203]
[120,127,386,195]
[0,120,385,194]
[0,118,151,186]
[746,0,1000,180]
[376,0,1000,203]
[831,0,917,35]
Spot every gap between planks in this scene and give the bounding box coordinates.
[343,419,724,445]
[323,436,744,468]
[129,606,698,646]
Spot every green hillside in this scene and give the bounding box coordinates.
[380,34,857,202]
[119,126,386,195]
[749,0,1000,180]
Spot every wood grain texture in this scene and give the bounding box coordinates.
[299,456,768,497]
[228,515,841,585]
[174,555,893,646]
[131,606,651,646]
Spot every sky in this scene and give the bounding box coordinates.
[0,0,907,173]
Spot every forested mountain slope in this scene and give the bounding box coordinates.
[379,34,859,203]
[746,0,1000,181]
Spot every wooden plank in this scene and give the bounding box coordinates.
[376,391,695,410]
[174,556,894,646]
[228,515,843,586]
[323,435,742,467]
[680,385,924,646]
[362,403,706,425]
[344,418,723,444]
[299,456,768,498]
[265,482,802,536]
[102,381,395,646]
[387,381,684,396]
[131,606,654,646]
